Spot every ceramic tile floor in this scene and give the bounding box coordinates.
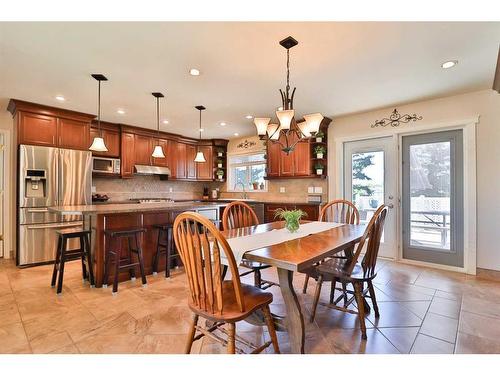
[1,257,500,354]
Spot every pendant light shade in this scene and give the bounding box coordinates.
[267,123,281,140]
[276,109,294,130]
[194,105,206,163]
[296,121,310,138]
[254,117,271,136]
[194,151,206,163]
[151,92,165,158]
[89,74,108,152]
[303,113,323,135]
[89,136,108,152]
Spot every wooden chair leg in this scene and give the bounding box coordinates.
[302,274,310,294]
[227,322,236,354]
[128,237,136,280]
[262,305,280,354]
[367,280,380,318]
[254,268,262,288]
[329,278,336,304]
[185,314,199,354]
[342,281,349,307]
[353,282,367,340]
[165,228,172,278]
[79,236,88,280]
[135,234,147,286]
[310,274,323,323]
[152,228,161,274]
[56,237,67,294]
[112,250,120,294]
[102,237,112,287]
[83,234,95,286]
[51,236,62,287]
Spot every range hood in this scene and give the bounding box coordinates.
[134,164,171,176]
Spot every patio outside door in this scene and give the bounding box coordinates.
[401,130,464,267]
[343,137,397,259]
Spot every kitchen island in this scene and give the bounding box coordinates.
[50,201,229,287]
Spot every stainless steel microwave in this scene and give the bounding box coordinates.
[92,157,120,174]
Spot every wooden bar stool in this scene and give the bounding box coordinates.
[152,223,181,278]
[103,228,147,294]
[51,228,94,294]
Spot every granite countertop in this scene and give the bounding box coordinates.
[49,201,229,215]
[176,199,324,206]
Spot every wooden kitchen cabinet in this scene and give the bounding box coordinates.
[196,145,213,180]
[174,142,187,179]
[58,118,90,150]
[90,127,120,157]
[134,134,153,166]
[293,139,311,176]
[17,112,58,147]
[152,138,170,167]
[186,144,197,179]
[266,140,281,177]
[264,203,319,223]
[279,133,296,176]
[121,132,135,178]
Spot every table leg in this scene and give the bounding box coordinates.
[277,268,305,354]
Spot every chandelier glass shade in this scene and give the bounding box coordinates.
[253,36,324,154]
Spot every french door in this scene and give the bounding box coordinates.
[343,137,397,259]
[401,130,464,267]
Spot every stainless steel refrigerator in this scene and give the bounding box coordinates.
[18,145,92,266]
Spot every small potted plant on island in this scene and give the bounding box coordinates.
[216,169,224,181]
[314,145,326,159]
[314,162,324,175]
[274,208,307,233]
[315,130,325,143]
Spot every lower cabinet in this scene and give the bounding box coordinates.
[264,203,319,223]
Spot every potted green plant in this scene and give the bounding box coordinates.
[274,208,307,233]
[314,145,326,159]
[216,169,224,180]
[315,130,325,143]
[314,162,324,175]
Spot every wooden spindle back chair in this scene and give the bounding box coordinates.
[302,199,360,294]
[173,212,280,354]
[222,201,276,289]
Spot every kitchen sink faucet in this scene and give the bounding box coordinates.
[234,181,248,199]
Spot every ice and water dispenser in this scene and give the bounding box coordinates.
[24,169,47,198]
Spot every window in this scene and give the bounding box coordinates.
[227,152,267,192]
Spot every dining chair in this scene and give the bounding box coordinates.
[173,212,280,354]
[309,205,388,340]
[222,201,277,289]
[302,199,360,299]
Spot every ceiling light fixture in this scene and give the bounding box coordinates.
[189,68,200,76]
[151,92,166,158]
[55,95,65,101]
[89,74,109,153]
[254,36,324,154]
[234,133,239,137]
[441,60,458,69]
[245,115,253,119]
[194,105,207,163]
[219,122,226,126]
[162,120,169,124]
[117,109,125,114]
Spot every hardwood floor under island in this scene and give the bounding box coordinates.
[49,202,229,288]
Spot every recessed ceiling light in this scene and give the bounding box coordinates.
[234,133,239,136]
[220,122,226,126]
[189,68,200,76]
[245,115,253,119]
[277,106,283,111]
[199,128,204,132]
[117,109,125,114]
[55,95,65,101]
[162,120,169,124]
[441,60,458,69]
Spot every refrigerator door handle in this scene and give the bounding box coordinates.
[27,208,49,213]
[26,222,82,230]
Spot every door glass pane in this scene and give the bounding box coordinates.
[249,164,266,190]
[351,151,384,226]
[409,141,451,250]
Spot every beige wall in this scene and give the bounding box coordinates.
[328,89,500,271]
[219,135,328,203]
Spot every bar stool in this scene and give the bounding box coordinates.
[103,228,147,294]
[152,223,181,278]
[51,228,94,294]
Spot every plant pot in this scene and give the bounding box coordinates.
[316,137,323,143]
[217,163,223,168]
[217,175,224,180]
[217,152,223,157]
[252,182,258,190]
[316,169,323,175]
[316,153,323,159]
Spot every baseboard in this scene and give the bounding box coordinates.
[477,268,500,282]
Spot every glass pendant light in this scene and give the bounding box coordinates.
[194,105,206,163]
[254,117,271,136]
[296,120,310,138]
[303,113,324,135]
[267,123,281,140]
[276,109,294,130]
[89,74,109,152]
[151,92,166,158]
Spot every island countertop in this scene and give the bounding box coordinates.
[49,201,229,215]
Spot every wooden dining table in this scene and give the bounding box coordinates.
[220,220,366,354]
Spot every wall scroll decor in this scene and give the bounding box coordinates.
[236,139,257,149]
[371,108,423,128]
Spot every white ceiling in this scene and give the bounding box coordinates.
[1,22,499,139]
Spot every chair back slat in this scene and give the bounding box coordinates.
[348,205,388,278]
[222,201,260,230]
[174,212,245,315]
[319,199,360,224]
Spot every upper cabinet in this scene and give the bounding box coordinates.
[134,134,153,166]
[196,145,213,180]
[265,117,331,179]
[121,132,135,178]
[9,100,94,150]
[90,123,120,158]
[186,144,197,180]
[152,138,169,167]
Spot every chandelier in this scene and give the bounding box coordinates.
[254,36,324,154]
